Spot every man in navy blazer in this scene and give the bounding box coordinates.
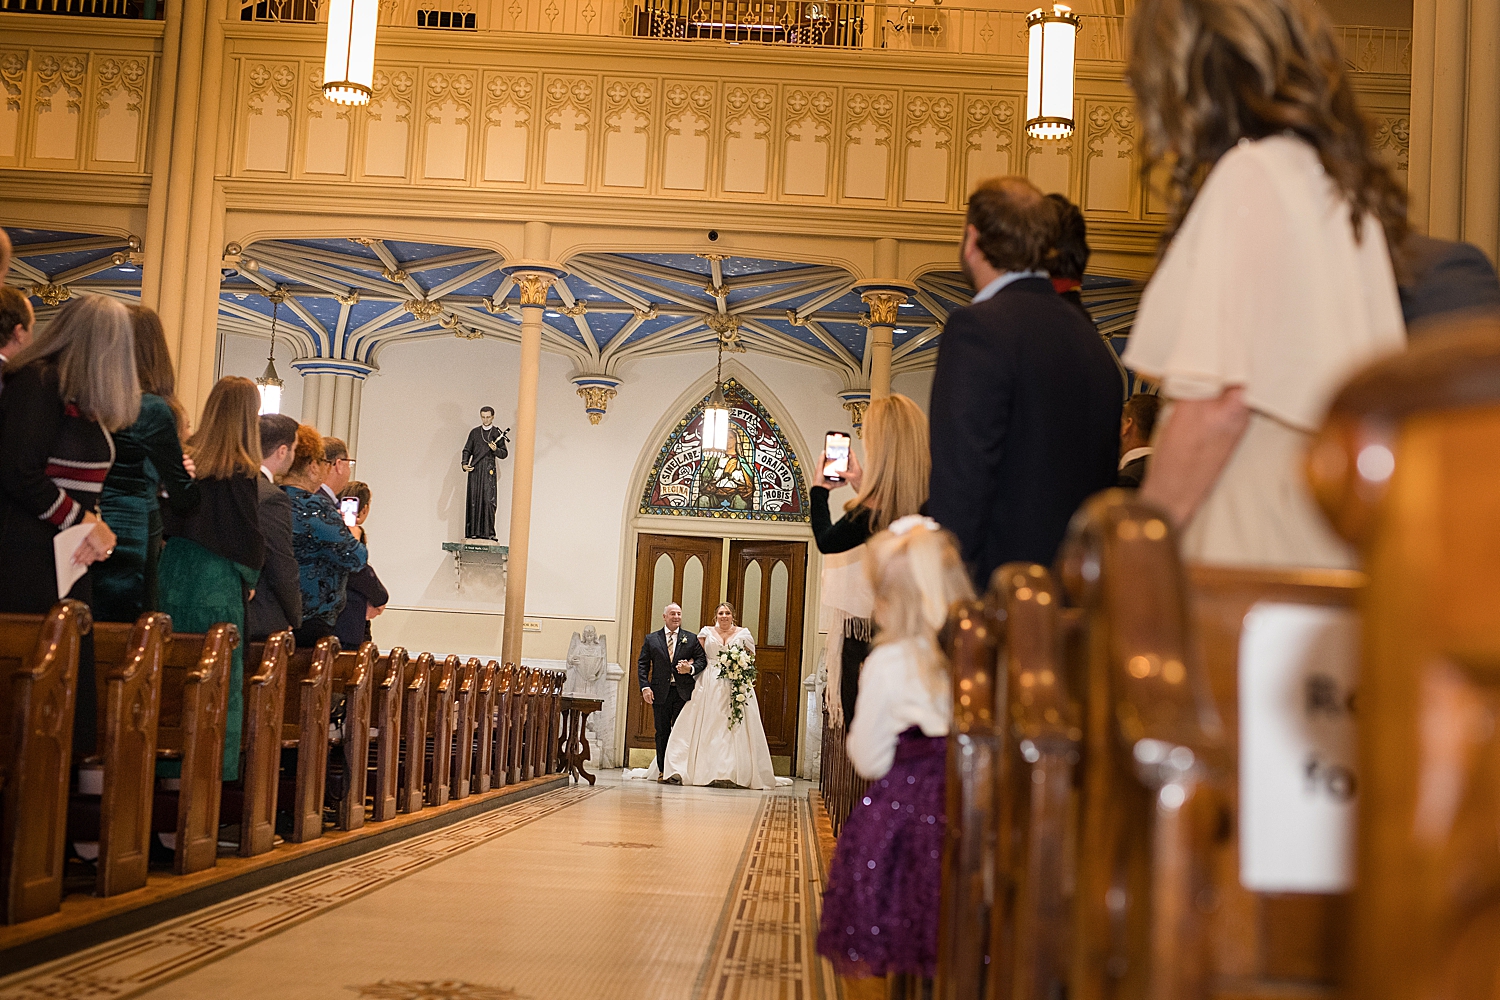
[637,602,708,776]
[928,176,1124,590]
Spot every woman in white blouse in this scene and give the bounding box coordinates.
[1122,0,1409,569]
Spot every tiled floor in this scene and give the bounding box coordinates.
[1,773,837,1000]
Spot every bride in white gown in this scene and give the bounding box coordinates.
[662,602,790,789]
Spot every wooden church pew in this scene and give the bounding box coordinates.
[1308,320,1500,999]
[0,600,89,924]
[507,665,531,785]
[490,663,514,790]
[369,647,407,821]
[995,564,1084,1000]
[545,669,565,774]
[329,642,374,831]
[472,660,497,794]
[397,651,431,814]
[239,632,290,857]
[84,615,168,897]
[85,621,236,879]
[449,657,478,800]
[281,637,338,843]
[1059,492,1359,1000]
[424,654,457,806]
[933,597,1003,1000]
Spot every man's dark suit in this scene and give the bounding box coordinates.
[637,627,708,772]
[247,473,302,640]
[929,276,1124,590]
[1117,453,1151,489]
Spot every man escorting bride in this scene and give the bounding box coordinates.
[636,600,789,789]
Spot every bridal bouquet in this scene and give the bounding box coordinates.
[718,644,757,729]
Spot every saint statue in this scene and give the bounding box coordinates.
[461,406,509,540]
[565,625,608,695]
[697,424,756,510]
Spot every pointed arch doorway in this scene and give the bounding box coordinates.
[625,533,807,774]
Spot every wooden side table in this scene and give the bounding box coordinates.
[558,696,604,785]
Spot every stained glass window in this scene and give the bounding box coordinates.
[639,378,809,522]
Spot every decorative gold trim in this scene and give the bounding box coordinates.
[515,273,554,306]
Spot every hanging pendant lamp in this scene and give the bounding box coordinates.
[323,0,378,106]
[256,290,285,415]
[1025,4,1081,139]
[702,334,731,458]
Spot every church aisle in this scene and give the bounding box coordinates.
[0,774,834,1000]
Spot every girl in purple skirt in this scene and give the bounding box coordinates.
[817,516,974,983]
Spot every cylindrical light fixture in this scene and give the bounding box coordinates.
[323,0,379,106]
[1026,4,1080,140]
[256,290,286,415]
[702,335,731,457]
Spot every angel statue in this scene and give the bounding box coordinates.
[565,625,608,696]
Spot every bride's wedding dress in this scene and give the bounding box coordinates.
[662,626,789,789]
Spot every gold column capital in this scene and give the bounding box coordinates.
[860,290,907,327]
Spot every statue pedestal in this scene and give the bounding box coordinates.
[441,540,508,592]
[800,670,822,781]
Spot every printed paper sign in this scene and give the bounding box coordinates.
[1238,602,1359,893]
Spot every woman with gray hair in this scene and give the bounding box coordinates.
[0,293,139,760]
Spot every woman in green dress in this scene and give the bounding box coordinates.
[94,305,196,622]
[158,377,265,780]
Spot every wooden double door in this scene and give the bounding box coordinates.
[625,533,807,769]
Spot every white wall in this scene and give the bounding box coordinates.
[341,335,861,662]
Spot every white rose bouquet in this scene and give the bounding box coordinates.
[717,644,757,729]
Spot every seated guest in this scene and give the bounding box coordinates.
[0,285,34,369]
[247,413,303,641]
[1124,0,1407,569]
[334,481,388,649]
[0,294,138,761]
[1398,232,1500,333]
[95,305,196,623]
[158,376,265,780]
[928,176,1124,589]
[811,394,928,729]
[1117,392,1162,489]
[279,425,366,647]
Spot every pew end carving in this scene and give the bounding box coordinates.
[241,632,291,857]
[0,601,90,924]
[1309,319,1500,999]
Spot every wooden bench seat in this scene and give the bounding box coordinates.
[397,651,430,814]
[424,654,457,807]
[329,643,375,831]
[0,601,90,924]
[90,621,253,876]
[369,647,408,822]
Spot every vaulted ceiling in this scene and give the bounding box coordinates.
[3,227,1144,387]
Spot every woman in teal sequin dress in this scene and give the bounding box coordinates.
[94,306,196,622]
[158,378,264,781]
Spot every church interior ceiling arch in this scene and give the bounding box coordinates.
[2,226,1144,387]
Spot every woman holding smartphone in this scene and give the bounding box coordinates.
[280,423,367,648]
[813,393,930,728]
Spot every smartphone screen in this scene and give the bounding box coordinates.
[340,496,360,527]
[824,431,851,482]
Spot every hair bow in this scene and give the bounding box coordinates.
[889,515,940,536]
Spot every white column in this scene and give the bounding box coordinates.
[500,270,555,669]
[1408,0,1500,264]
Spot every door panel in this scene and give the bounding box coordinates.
[727,540,806,763]
[626,534,722,752]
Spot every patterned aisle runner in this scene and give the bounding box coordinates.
[695,794,838,1000]
[0,786,603,1000]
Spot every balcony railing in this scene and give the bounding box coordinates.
[0,0,162,16]
[232,0,1408,71]
[237,0,1132,57]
